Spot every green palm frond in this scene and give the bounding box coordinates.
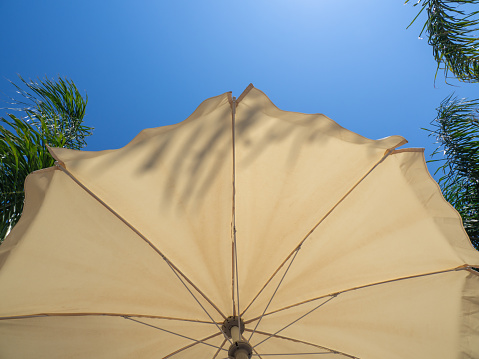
[0,76,92,243]
[406,0,479,82]
[426,95,479,249]
[6,76,91,149]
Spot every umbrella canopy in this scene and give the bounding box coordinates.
[1,84,478,359]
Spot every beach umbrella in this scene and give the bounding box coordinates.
[0,84,478,358]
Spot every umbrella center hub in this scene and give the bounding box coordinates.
[221,316,245,339]
[222,316,252,359]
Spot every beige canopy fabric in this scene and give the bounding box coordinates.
[0,84,478,359]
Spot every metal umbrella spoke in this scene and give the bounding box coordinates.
[219,356,341,358]
[163,332,226,358]
[242,148,397,318]
[252,295,338,349]
[0,312,220,324]
[233,227,241,331]
[55,163,229,343]
[248,246,301,342]
[243,329,359,359]
[247,265,471,322]
[212,339,228,359]
[124,316,225,351]
[162,253,232,345]
[243,334,263,359]
[231,95,242,333]
[228,94,254,359]
[220,354,350,359]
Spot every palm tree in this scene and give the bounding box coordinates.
[407,1,479,250]
[0,76,93,242]
[407,0,479,83]
[427,96,479,249]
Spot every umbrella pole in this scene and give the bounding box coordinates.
[227,332,251,359]
[231,325,241,343]
[230,326,248,359]
[223,316,253,359]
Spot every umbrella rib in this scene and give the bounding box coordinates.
[54,164,227,328]
[245,265,471,323]
[231,95,236,317]
[160,249,232,343]
[252,295,338,349]
[231,95,242,330]
[241,247,298,316]
[232,234,236,317]
[212,339,228,359]
[233,231,241,322]
[247,246,301,342]
[124,316,225,351]
[218,353,348,358]
[2,313,229,357]
[243,328,358,359]
[243,334,264,359]
[0,312,218,323]
[241,149,397,316]
[466,266,479,275]
[162,331,225,358]
[217,356,340,358]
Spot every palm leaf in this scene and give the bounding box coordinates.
[406,0,479,83]
[0,76,92,243]
[426,94,479,249]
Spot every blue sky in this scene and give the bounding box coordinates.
[1,0,477,178]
